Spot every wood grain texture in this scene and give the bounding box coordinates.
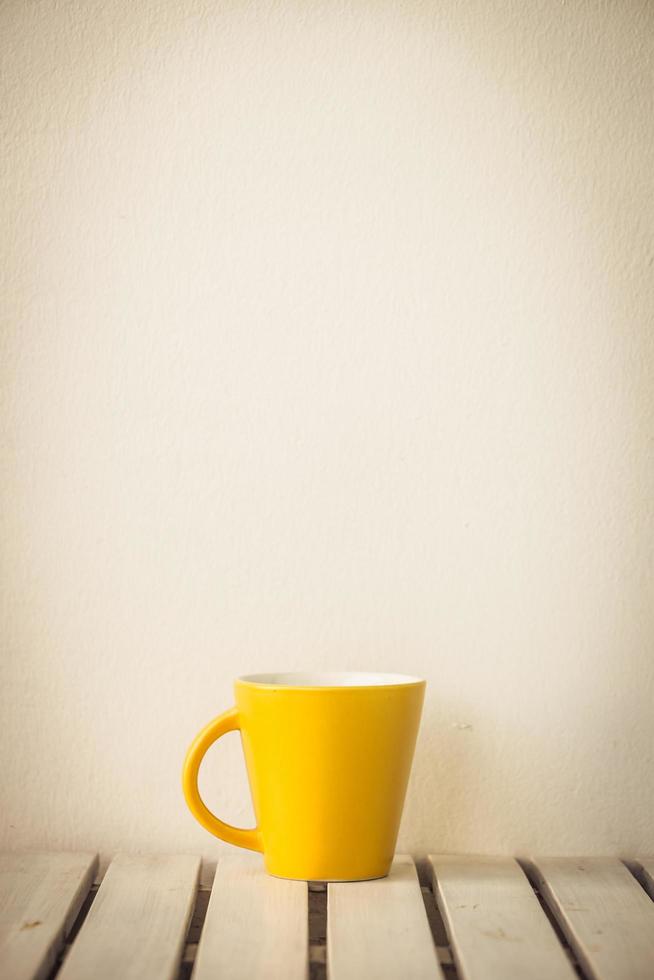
[531,857,654,980]
[193,852,308,980]
[57,853,199,980]
[428,855,575,980]
[328,854,442,980]
[0,851,97,980]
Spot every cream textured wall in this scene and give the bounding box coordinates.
[2,0,654,877]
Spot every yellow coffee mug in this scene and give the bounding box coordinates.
[182,672,425,881]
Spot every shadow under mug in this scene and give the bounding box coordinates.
[182,671,426,881]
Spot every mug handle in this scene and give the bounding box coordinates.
[182,707,263,852]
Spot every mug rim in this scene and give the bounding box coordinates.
[236,671,425,690]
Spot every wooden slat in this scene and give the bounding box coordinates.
[633,857,654,900]
[531,857,654,980]
[0,852,97,980]
[192,852,308,980]
[328,854,442,980]
[58,853,199,980]
[428,855,575,980]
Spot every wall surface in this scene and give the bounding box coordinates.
[2,0,653,876]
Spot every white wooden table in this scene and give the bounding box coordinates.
[2,851,654,980]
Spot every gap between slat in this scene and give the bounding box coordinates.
[45,886,100,980]
[419,883,459,977]
[309,883,327,980]
[517,859,584,977]
[622,859,654,903]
